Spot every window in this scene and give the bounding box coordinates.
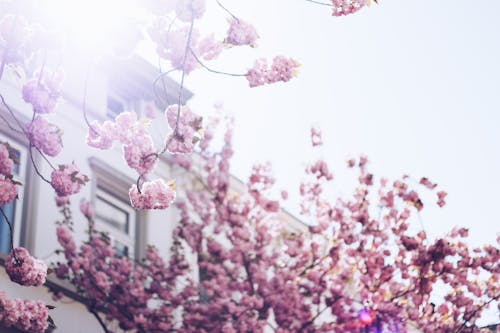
[0,134,28,254]
[89,157,146,259]
[94,187,136,258]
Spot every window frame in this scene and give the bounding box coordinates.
[0,107,39,258]
[93,186,137,258]
[88,157,147,260]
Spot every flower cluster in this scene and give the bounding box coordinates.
[54,221,193,332]
[129,179,176,210]
[0,142,13,175]
[331,0,369,16]
[0,174,17,205]
[22,68,64,114]
[87,111,158,175]
[0,15,31,64]
[150,23,222,74]
[0,143,18,205]
[5,247,47,287]
[79,199,93,219]
[166,104,203,154]
[0,292,49,333]
[225,18,258,47]
[52,118,500,332]
[25,116,62,157]
[50,163,89,197]
[310,126,323,147]
[246,56,299,87]
[123,130,157,175]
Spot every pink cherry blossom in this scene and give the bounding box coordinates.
[247,56,299,87]
[80,199,93,219]
[25,116,63,157]
[165,104,203,154]
[5,247,47,287]
[22,68,64,114]
[0,174,17,205]
[437,190,447,207]
[0,142,13,175]
[225,18,258,47]
[331,0,368,16]
[311,126,323,147]
[123,129,157,175]
[0,292,49,333]
[129,179,176,210]
[86,120,115,150]
[50,163,88,197]
[149,23,222,74]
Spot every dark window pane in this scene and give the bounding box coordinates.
[0,202,15,253]
[95,193,129,234]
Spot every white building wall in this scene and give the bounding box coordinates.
[0,53,186,332]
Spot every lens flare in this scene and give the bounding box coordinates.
[358,308,375,326]
[37,0,145,55]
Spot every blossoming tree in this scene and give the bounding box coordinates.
[0,0,498,332]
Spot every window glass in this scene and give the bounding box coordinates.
[0,141,25,254]
[93,187,136,258]
[95,193,130,234]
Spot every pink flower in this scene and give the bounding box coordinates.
[165,105,203,154]
[419,177,437,190]
[197,34,223,61]
[331,0,368,16]
[129,179,176,210]
[55,195,69,207]
[225,18,258,47]
[80,199,93,219]
[86,120,115,149]
[5,247,47,286]
[0,292,49,333]
[149,22,222,74]
[310,127,323,147]
[0,142,14,175]
[26,116,63,157]
[0,174,17,205]
[56,226,76,257]
[437,190,447,207]
[22,68,64,114]
[50,163,88,197]
[123,129,157,175]
[246,56,299,87]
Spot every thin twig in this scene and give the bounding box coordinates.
[215,0,240,21]
[0,94,56,173]
[153,67,177,106]
[455,293,500,333]
[0,94,28,135]
[0,112,23,133]
[82,66,98,135]
[190,48,247,77]
[29,143,51,184]
[90,310,111,333]
[134,2,196,193]
[175,5,196,131]
[304,0,333,6]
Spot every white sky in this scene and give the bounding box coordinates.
[170,0,500,247]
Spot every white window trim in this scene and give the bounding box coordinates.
[94,187,137,258]
[88,157,147,259]
[0,132,28,251]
